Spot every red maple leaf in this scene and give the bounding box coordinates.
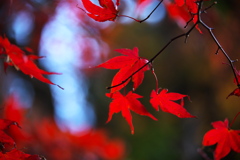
[150,88,196,118]
[202,119,240,160]
[97,47,150,93]
[106,91,157,134]
[175,0,198,19]
[80,0,119,22]
[0,36,61,88]
[0,119,21,151]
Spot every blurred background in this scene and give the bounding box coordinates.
[0,0,239,159]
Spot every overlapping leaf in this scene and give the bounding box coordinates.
[1,94,125,159]
[166,0,202,32]
[202,119,240,160]
[165,2,191,27]
[81,0,119,22]
[0,119,21,151]
[106,91,157,134]
[150,88,196,118]
[175,0,198,21]
[97,47,150,92]
[0,36,61,87]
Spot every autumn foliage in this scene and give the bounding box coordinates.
[0,36,61,88]
[202,118,240,160]
[0,94,125,159]
[0,0,240,159]
[106,91,157,134]
[80,0,119,22]
[0,119,43,160]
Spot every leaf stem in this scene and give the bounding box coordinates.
[150,65,159,91]
[229,112,240,128]
[117,15,141,22]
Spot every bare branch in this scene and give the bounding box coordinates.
[199,21,240,87]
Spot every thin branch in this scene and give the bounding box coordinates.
[118,0,163,23]
[184,16,194,28]
[202,1,217,13]
[139,0,163,23]
[229,112,240,128]
[215,47,220,55]
[199,21,240,87]
[196,0,240,88]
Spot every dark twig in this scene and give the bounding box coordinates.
[202,1,217,13]
[195,0,240,87]
[215,47,220,55]
[184,16,194,28]
[199,21,240,87]
[118,0,163,23]
[139,0,163,23]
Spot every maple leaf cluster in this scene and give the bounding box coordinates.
[0,119,44,160]
[80,0,202,32]
[97,47,196,134]
[80,0,240,159]
[0,94,126,160]
[0,36,61,88]
[1,0,239,159]
[164,0,202,32]
[80,1,240,159]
